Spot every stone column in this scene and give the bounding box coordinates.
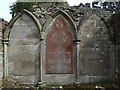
[40,32,45,82]
[2,39,9,79]
[0,51,3,87]
[0,49,3,87]
[73,39,80,82]
[0,19,3,87]
[111,43,116,81]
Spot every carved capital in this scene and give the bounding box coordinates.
[73,39,81,44]
[2,39,9,44]
[41,32,45,40]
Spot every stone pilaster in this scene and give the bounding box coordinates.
[40,32,45,82]
[73,39,80,82]
[2,39,9,79]
[0,19,4,87]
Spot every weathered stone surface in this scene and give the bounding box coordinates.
[1,3,120,86]
[8,14,40,83]
[41,15,76,85]
[78,15,112,83]
[46,16,73,74]
[0,18,7,87]
[33,3,111,27]
[109,12,120,82]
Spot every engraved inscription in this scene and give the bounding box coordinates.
[47,48,72,73]
[46,16,73,74]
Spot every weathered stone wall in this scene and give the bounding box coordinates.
[0,18,7,86]
[78,14,113,83]
[2,4,120,86]
[8,13,41,83]
[41,14,77,85]
[116,46,120,81]
[0,18,3,86]
[109,12,120,82]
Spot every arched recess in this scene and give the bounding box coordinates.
[4,9,41,39]
[4,10,42,83]
[77,14,113,83]
[43,10,77,38]
[41,10,77,85]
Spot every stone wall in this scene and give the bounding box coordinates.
[0,18,3,87]
[41,14,77,85]
[109,12,120,82]
[0,18,7,87]
[78,14,113,83]
[2,4,120,86]
[8,13,41,83]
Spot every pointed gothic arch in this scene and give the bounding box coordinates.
[77,14,113,83]
[41,10,77,85]
[43,10,77,39]
[4,9,42,83]
[4,9,42,39]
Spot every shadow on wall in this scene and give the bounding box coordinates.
[109,12,120,82]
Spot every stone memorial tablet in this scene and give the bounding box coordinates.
[46,16,73,74]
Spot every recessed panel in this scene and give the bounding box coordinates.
[46,16,73,74]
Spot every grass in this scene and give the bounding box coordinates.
[2,79,120,89]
